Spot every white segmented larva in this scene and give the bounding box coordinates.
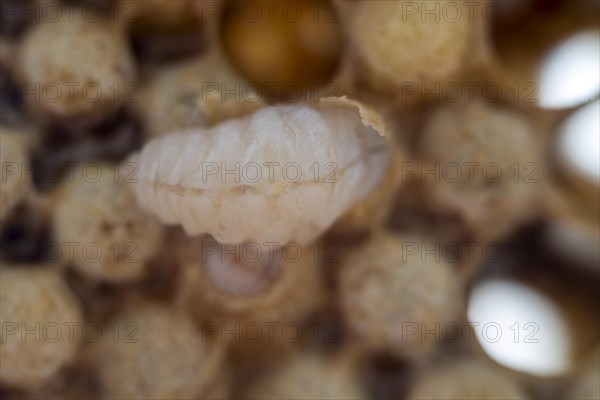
[133,97,390,245]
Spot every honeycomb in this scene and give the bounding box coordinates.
[0,1,598,399]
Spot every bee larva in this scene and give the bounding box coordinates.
[132,97,390,246]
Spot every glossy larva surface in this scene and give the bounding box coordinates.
[133,99,389,245]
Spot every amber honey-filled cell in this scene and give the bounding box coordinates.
[220,0,342,97]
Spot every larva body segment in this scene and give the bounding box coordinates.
[134,98,389,245]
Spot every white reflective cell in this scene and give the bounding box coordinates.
[538,31,600,109]
[557,99,600,184]
[468,279,572,377]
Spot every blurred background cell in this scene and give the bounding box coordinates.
[137,53,263,138]
[17,6,137,125]
[123,0,208,65]
[338,230,461,360]
[0,0,35,39]
[407,357,528,400]
[96,301,226,399]
[417,100,542,242]
[51,163,163,283]
[240,348,368,400]
[0,266,84,390]
[347,0,471,98]
[0,125,31,223]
